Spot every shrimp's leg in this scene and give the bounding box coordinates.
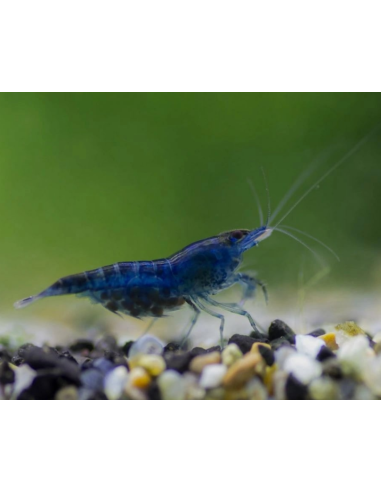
[202,295,263,335]
[236,273,268,306]
[180,299,201,348]
[192,297,226,348]
[138,318,158,340]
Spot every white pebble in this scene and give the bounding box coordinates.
[157,370,186,400]
[12,365,37,398]
[104,366,129,400]
[363,356,381,396]
[295,335,325,358]
[199,364,227,389]
[337,335,373,375]
[274,346,296,370]
[284,353,322,384]
[129,335,164,357]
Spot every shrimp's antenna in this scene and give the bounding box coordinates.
[273,227,326,267]
[261,166,271,226]
[270,157,320,224]
[272,126,380,229]
[247,178,263,226]
[281,225,340,262]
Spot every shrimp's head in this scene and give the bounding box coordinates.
[220,226,272,253]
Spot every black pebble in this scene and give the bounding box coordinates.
[307,328,326,338]
[258,345,275,366]
[69,339,94,353]
[205,345,222,354]
[21,346,80,385]
[58,350,78,365]
[270,337,292,350]
[0,360,15,385]
[164,342,181,353]
[189,347,207,357]
[0,346,11,363]
[147,380,161,400]
[316,345,335,362]
[249,330,269,342]
[78,388,108,400]
[121,341,134,357]
[268,320,296,343]
[228,334,266,354]
[11,343,36,366]
[285,374,308,400]
[164,352,193,373]
[19,373,75,400]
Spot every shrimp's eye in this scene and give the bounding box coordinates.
[229,230,247,243]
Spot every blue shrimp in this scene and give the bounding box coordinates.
[14,127,377,347]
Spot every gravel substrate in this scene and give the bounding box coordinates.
[1,319,380,400]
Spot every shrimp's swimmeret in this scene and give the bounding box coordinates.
[14,128,378,347]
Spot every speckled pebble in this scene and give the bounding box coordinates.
[221,343,243,367]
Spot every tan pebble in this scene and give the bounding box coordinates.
[263,364,277,395]
[250,342,272,354]
[319,333,339,351]
[335,321,365,337]
[222,352,262,389]
[189,351,221,373]
[221,343,243,367]
[130,367,151,389]
[137,354,166,376]
[55,386,78,400]
[225,388,249,400]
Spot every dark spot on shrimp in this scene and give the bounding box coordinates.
[162,287,170,298]
[151,305,163,316]
[147,288,160,302]
[136,297,151,309]
[101,291,109,300]
[130,307,141,317]
[72,273,88,288]
[121,299,133,310]
[105,301,119,312]
[129,286,140,299]
[112,290,123,301]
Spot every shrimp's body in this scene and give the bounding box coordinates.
[15,227,271,346]
[15,127,377,346]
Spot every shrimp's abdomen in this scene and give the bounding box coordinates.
[15,260,185,318]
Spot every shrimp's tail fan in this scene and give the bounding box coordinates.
[14,295,41,309]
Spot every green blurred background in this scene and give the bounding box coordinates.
[1,93,381,324]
